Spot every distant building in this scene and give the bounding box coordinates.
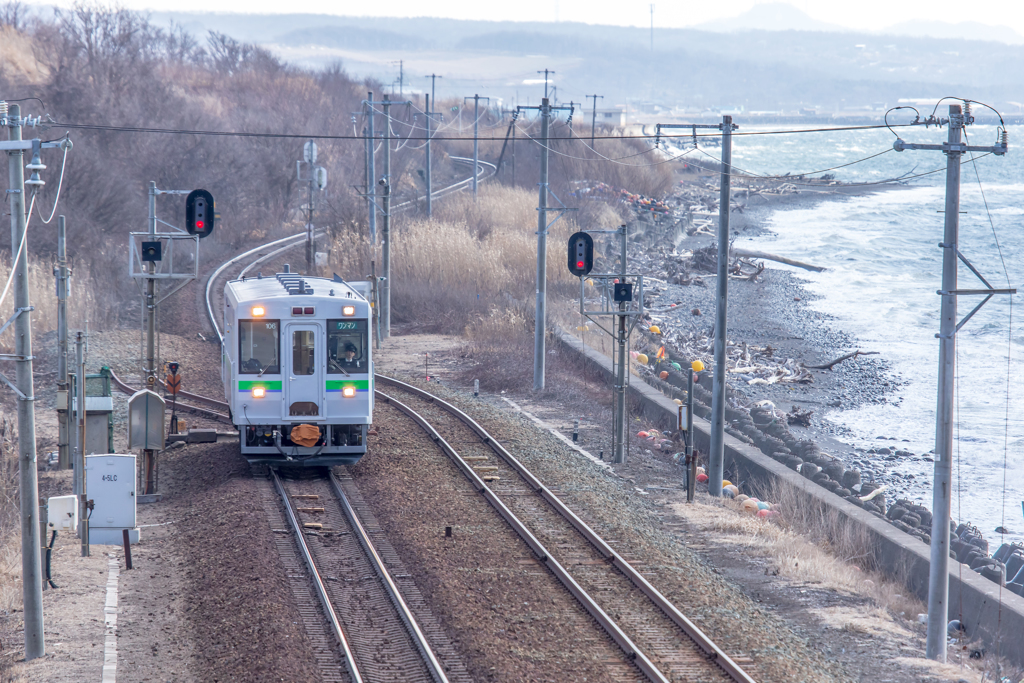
[593,107,627,127]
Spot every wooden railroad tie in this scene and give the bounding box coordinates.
[292,494,319,500]
[473,466,499,471]
[463,456,488,461]
[303,522,323,530]
[483,475,500,482]
[297,507,325,514]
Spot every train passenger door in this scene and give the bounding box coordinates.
[284,323,323,419]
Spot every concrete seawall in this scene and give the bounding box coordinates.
[555,327,1024,666]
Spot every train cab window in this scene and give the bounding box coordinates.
[328,319,368,373]
[292,330,316,376]
[240,320,280,374]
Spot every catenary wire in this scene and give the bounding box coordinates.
[963,127,1014,651]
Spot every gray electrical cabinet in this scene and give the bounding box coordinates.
[85,454,140,545]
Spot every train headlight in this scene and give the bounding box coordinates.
[252,305,266,317]
[342,306,355,316]
[342,386,356,398]
[252,387,266,398]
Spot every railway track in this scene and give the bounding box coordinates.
[375,376,757,683]
[106,367,233,425]
[266,466,471,683]
[190,157,758,682]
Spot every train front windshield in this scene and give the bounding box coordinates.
[240,319,280,374]
[328,320,368,373]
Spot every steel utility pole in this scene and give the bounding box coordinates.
[366,93,377,244]
[650,4,655,52]
[534,98,551,391]
[464,94,491,199]
[614,226,628,463]
[3,102,44,660]
[587,94,603,147]
[382,95,392,338]
[889,104,1010,662]
[538,70,554,99]
[56,215,70,470]
[709,115,735,497]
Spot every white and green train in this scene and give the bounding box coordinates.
[221,270,373,465]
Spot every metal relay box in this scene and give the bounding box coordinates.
[85,454,140,544]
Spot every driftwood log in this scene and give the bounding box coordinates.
[731,248,825,273]
[807,350,880,371]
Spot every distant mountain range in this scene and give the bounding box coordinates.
[695,3,1024,44]
[138,8,1024,116]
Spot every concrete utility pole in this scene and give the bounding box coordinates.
[709,115,735,497]
[4,102,44,661]
[464,94,491,199]
[888,103,1011,661]
[425,94,432,217]
[76,331,88,557]
[537,70,554,99]
[587,94,603,147]
[533,98,551,391]
[56,215,70,470]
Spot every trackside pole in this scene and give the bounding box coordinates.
[533,97,551,391]
[708,115,733,497]
[6,102,44,660]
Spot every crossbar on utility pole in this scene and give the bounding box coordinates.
[5,102,44,661]
[890,103,1010,662]
[464,94,490,199]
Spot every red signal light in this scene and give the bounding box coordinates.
[577,260,585,269]
[196,220,204,230]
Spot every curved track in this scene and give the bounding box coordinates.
[205,156,495,341]
[192,157,757,683]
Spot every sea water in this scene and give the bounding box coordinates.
[701,121,1024,545]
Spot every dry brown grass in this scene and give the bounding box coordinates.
[0,419,21,681]
[0,251,104,354]
[324,185,624,334]
[670,493,928,621]
[0,25,48,82]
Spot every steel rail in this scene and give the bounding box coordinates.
[205,156,494,343]
[270,468,363,683]
[106,367,232,424]
[326,474,451,683]
[376,374,757,683]
[375,389,670,683]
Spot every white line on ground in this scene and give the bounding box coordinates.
[501,397,615,474]
[102,554,119,683]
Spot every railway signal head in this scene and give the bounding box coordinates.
[567,231,594,277]
[186,189,215,238]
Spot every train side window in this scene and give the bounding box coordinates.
[327,319,368,374]
[240,319,280,374]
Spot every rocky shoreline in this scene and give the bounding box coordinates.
[600,175,1021,590]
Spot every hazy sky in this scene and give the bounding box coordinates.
[26,0,1024,36]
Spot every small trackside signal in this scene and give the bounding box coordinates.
[567,231,594,277]
[186,189,215,238]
